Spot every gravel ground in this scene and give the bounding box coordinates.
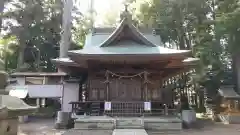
[18,118,66,135]
[18,119,240,135]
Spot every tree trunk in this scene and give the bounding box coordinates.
[17,39,26,70]
[178,28,186,50]
[232,53,239,92]
[59,0,73,58]
[0,0,4,30]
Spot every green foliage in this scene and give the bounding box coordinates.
[72,13,92,48]
[129,0,230,97]
[2,0,63,72]
[216,0,240,54]
[0,36,18,71]
[1,0,92,72]
[0,71,8,89]
[1,0,239,95]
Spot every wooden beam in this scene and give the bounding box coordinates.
[58,65,86,74]
[94,69,172,75]
[87,60,172,72]
[70,53,189,62]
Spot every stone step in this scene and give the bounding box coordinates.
[74,116,115,130]
[73,116,182,131]
[116,118,144,129]
[144,122,182,130]
[112,129,148,135]
[147,130,185,135]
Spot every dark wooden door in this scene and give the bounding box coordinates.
[110,78,142,101]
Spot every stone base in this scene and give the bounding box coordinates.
[0,118,19,135]
[55,119,75,129]
[218,114,240,124]
[74,116,182,131]
[74,116,115,130]
[143,117,182,131]
[55,111,74,129]
[19,116,29,123]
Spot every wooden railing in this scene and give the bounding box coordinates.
[69,101,178,117]
[70,101,105,116]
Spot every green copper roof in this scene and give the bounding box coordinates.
[68,9,191,56]
[99,18,157,47]
[84,29,163,48]
[98,4,157,47]
[69,41,190,55]
[53,7,196,68]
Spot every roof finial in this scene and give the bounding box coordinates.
[124,3,128,12]
[120,3,132,21]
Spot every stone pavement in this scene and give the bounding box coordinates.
[18,118,240,135]
[18,118,66,135]
[148,122,240,135]
[112,129,148,135]
[62,130,112,135]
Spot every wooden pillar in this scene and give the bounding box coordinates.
[106,72,110,101]
[60,76,64,106]
[86,80,89,101]
[228,100,231,112]
[234,100,238,111]
[79,83,83,102]
[144,71,148,101]
[42,76,46,107]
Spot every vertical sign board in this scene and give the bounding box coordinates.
[144,102,151,111]
[104,102,111,111]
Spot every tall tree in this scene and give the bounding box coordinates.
[130,0,227,112]
[59,0,73,58]
[3,0,63,72]
[0,0,6,31]
[215,0,240,90]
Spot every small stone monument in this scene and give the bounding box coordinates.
[0,71,37,135]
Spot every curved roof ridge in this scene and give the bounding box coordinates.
[99,18,158,47]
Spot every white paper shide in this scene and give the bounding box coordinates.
[104,102,111,111]
[144,102,151,111]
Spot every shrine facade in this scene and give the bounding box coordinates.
[52,8,198,116]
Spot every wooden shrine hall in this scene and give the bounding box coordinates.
[52,7,198,117]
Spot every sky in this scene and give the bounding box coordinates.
[78,0,123,14]
[77,0,124,26]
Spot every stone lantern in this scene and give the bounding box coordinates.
[0,71,37,135]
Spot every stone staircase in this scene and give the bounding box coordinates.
[115,118,144,129]
[74,116,182,131]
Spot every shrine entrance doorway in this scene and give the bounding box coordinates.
[108,78,143,116]
[110,78,142,101]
